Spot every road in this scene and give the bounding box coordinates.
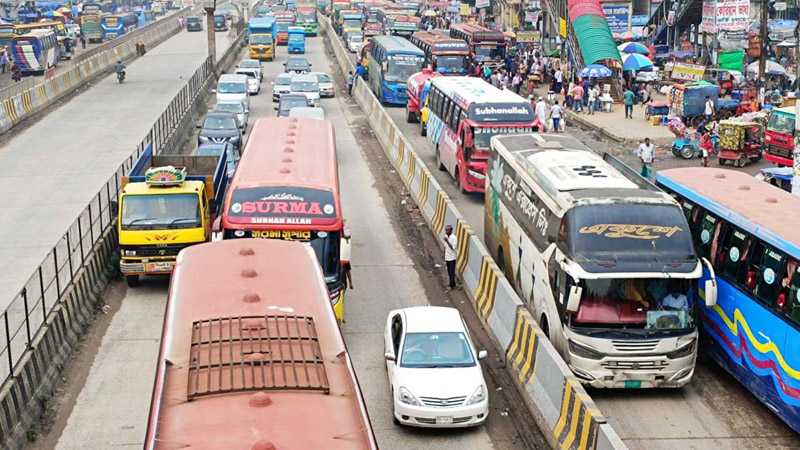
[382,75,800,448]
[27,32,543,450]
[0,23,238,309]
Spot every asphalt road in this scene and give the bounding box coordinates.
[382,74,800,449]
[33,32,542,450]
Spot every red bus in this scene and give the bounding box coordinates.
[409,31,470,75]
[425,77,539,193]
[274,11,296,44]
[144,239,377,450]
[449,23,506,68]
[217,118,350,322]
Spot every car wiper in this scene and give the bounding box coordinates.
[423,364,458,368]
[125,218,157,226]
[169,218,199,227]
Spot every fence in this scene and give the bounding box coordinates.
[0,57,213,385]
[0,78,35,103]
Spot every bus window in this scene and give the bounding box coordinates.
[755,245,785,305]
[781,260,800,325]
[680,200,701,232]
[720,227,750,281]
[695,213,721,263]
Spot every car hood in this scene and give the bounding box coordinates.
[201,129,239,138]
[291,91,319,99]
[396,365,483,399]
[273,85,291,92]
[319,82,334,90]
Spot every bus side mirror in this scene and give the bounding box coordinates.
[566,285,582,313]
[382,62,388,71]
[110,200,119,218]
[212,216,221,233]
[701,257,718,307]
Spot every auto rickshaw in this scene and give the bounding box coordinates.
[717,119,763,167]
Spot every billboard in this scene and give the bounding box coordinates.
[700,0,750,33]
[602,4,631,33]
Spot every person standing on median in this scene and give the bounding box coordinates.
[347,71,354,96]
[624,86,635,119]
[443,225,458,291]
[0,51,7,73]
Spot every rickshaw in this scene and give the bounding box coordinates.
[717,120,763,167]
[644,101,669,120]
[671,132,719,159]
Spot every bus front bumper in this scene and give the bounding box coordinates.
[462,162,486,193]
[567,349,696,388]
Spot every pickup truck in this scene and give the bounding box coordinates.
[117,146,227,286]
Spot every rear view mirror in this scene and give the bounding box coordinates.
[196,124,201,128]
[383,352,395,362]
[109,200,119,218]
[478,350,488,360]
[274,105,278,110]
[211,88,216,93]
[566,285,582,314]
[701,258,718,307]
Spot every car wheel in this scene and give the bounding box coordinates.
[680,145,694,159]
[126,275,140,287]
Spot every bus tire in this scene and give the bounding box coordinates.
[126,275,140,287]
[455,167,467,194]
[496,246,506,275]
[406,108,416,123]
[435,147,445,170]
[540,315,550,340]
[420,122,427,136]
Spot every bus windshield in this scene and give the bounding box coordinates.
[435,55,467,72]
[218,82,246,93]
[473,126,535,149]
[386,54,423,82]
[572,278,697,331]
[250,34,272,45]
[277,22,290,32]
[121,194,201,230]
[768,113,794,135]
[298,11,315,22]
[475,44,505,61]
[309,230,341,281]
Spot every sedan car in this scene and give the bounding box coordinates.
[196,142,240,181]
[197,111,243,151]
[213,100,248,131]
[289,73,320,107]
[284,56,312,74]
[384,307,488,428]
[275,93,310,117]
[238,59,263,81]
[186,16,203,31]
[272,73,292,102]
[310,72,334,97]
[235,68,261,95]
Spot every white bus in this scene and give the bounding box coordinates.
[484,134,718,389]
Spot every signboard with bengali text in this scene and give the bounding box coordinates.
[700,0,750,33]
[602,4,631,33]
[670,62,706,81]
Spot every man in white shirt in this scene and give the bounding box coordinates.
[587,85,599,115]
[636,137,655,179]
[662,289,688,311]
[704,95,714,122]
[554,68,564,95]
[535,96,547,132]
[443,224,458,290]
[550,101,563,132]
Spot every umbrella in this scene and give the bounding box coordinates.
[612,32,623,41]
[622,53,653,70]
[617,42,649,55]
[776,39,796,47]
[746,60,787,76]
[423,10,436,16]
[579,64,612,78]
[621,30,640,41]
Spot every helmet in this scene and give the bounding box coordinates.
[117,60,122,63]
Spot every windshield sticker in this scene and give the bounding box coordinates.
[475,126,534,135]
[578,224,683,240]
[251,230,312,240]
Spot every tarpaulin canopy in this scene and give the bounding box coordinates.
[718,49,744,73]
[572,14,622,65]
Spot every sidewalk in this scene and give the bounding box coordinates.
[0,28,238,307]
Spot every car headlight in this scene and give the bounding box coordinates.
[123,250,136,256]
[568,340,603,360]
[466,385,486,405]
[198,135,210,142]
[467,169,485,180]
[229,135,240,143]
[666,339,695,359]
[398,386,419,406]
[765,134,772,142]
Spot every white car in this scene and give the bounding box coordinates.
[235,68,261,95]
[384,306,489,428]
[289,73,321,107]
[310,72,334,97]
[272,73,292,102]
[237,59,263,81]
[348,34,364,53]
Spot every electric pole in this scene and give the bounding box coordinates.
[759,0,769,85]
[204,0,217,73]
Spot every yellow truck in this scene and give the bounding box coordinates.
[117,147,227,286]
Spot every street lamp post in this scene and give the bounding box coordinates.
[204,0,217,73]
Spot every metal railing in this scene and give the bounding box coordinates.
[0,57,213,385]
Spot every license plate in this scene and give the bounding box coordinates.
[148,262,174,272]
[625,381,642,389]
[435,416,453,425]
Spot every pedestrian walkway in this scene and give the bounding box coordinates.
[0,28,238,307]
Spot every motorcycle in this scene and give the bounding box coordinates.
[117,70,125,84]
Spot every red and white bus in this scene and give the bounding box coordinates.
[449,23,506,68]
[425,77,539,193]
[217,118,350,322]
[405,67,441,129]
[144,239,377,450]
[274,11,296,44]
[409,30,470,76]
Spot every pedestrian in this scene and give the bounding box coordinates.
[0,51,7,73]
[443,224,458,290]
[636,137,655,179]
[643,82,653,104]
[704,95,714,122]
[11,63,21,82]
[554,66,563,94]
[572,82,584,113]
[587,84,599,115]
[80,33,86,49]
[341,231,354,290]
[512,72,522,94]
[550,100,562,133]
[624,86,635,118]
[138,40,146,55]
[535,96,547,132]
[490,70,499,87]
[347,71,354,95]
[699,132,713,167]
[483,63,491,81]
[355,62,364,80]
[501,70,509,89]
[581,77,590,106]
[565,80,574,109]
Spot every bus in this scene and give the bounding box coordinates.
[375,7,404,32]
[13,21,66,37]
[366,35,424,105]
[425,77,538,193]
[101,12,138,40]
[657,167,800,433]
[0,23,14,47]
[274,11,296,44]
[449,23,506,68]
[81,14,105,42]
[218,118,351,323]
[143,239,378,450]
[363,0,390,22]
[137,10,157,27]
[11,30,60,75]
[409,31,470,75]
[485,136,714,389]
[296,5,318,35]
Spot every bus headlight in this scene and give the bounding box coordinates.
[329,286,342,305]
[666,339,695,359]
[467,169,485,180]
[568,340,603,360]
[123,250,136,256]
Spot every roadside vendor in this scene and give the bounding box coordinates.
[749,96,759,113]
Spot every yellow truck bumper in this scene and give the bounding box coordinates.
[120,258,175,276]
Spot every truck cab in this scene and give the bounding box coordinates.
[288,26,306,54]
[117,148,227,286]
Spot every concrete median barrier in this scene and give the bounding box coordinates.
[320,17,626,450]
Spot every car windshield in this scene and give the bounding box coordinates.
[121,194,201,230]
[250,35,272,45]
[289,34,303,41]
[275,76,291,86]
[214,16,224,22]
[287,59,308,68]
[291,80,317,92]
[215,103,243,114]
[204,116,237,129]
[768,113,794,135]
[474,44,505,61]
[217,81,246,93]
[237,71,257,79]
[385,54,423,82]
[277,22,289,31]
[571,278,697,331]
[350,35,363,43]
[281,98,308,109]
[316,73,331,83]
[240,60,260,69]
[400,332,476,368]
[187,17,200,24]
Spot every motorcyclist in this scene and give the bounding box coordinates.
[115,60,126,75]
